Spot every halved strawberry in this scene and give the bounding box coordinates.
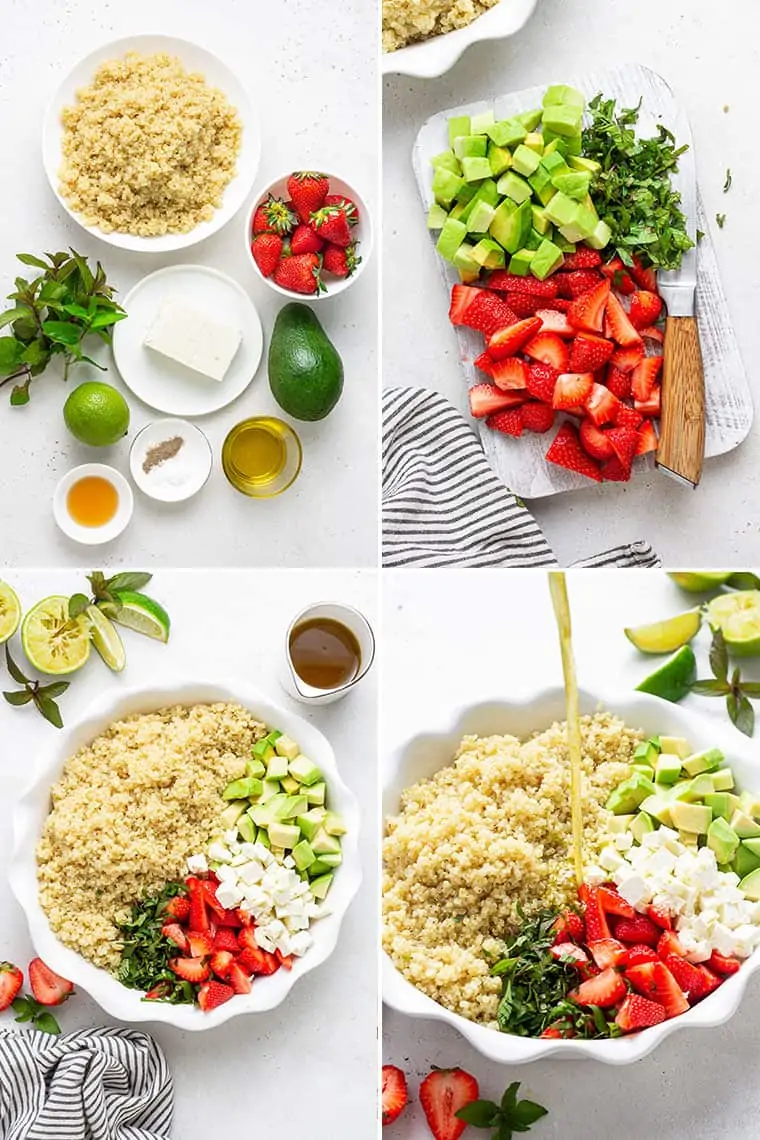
[164,896,191,922]
[615,993,666,1032]
[469,383,527,419]
[708,951,741,977]
[602,456,633,482]
[597,885,636,919]
[649,907,674,932]
[474,350,495,376]
[615,404,644,430]
[536,308,575,337]
[237,945,279,976]
[614,914,661,947]
[601,257,636,294]
[567,280,611,333]
[661,953,712,1001]
[526,362,559,404]
[210,950,235,979]
[553,910,585,943]
[657,930,684,958]
[486,317,542,360]
[161,923,188,951]
[607,426,639,472]
[187,931,214,959]
[623,945,660,968]
[605,292,644,348]
[631,356,663,401]
[275,949,294,970]
[640,325,664,343]
[449,284,482,325]
[630,255,659,294]
[197,980,234,1011]
[553,372,594,411]
[545,423,603,482]
[569,333,614,372]
[697,965,723,994]
[587,938,628,969]
[558,270,604,299]
[606,365,633,401]
[489,357,530,390]
[461,291,519,336]
[502,292,540,317]
[382,1066,409,1127]
[170,957,210,984]
[550,942,590,966]
[28,959,73,1007]
[610,343,646,371]
[585,383,622,427]
[580,419,615,461]
[227,961,253,994]
[570,966,627,1008]
[522,402,556,433]
[629,290,663,329]
[582,885,613,939]
[635,384,661,417]
[213,907,242,928]
[626,961,689,1018]
[524,331,570,372]
[486,408,524,437]
[0,963,23,1012]
[214,928,241,954]
[419,1069,480,1140]
[636,421,659,455]
[488,271,559,297]
[561,247,603,271]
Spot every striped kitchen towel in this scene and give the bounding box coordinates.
[0,1027,173,1140]
[383,387,660,569]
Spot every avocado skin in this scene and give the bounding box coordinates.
[268,303,344,422]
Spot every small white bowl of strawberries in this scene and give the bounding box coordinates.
[246,170,372,300]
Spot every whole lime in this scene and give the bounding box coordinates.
[63,382,130,447]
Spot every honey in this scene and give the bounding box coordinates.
[66,475,119,528]
[289,618,361,690]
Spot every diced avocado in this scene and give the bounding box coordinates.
[488,143,513,178]
[317,851,343,868]
[542,138,560,157]
[629,812,655,843]
[704,792,740,821]
[530,239,564,280]
[453,243,480,281]
[307,857,332,876]
[292,839,316,872]
[258,778,282,803]
[516,108,543,131]
[606,773,657,814]
[734,843,760,878]
[496,171,532,205]
[659,736,691,760]
[544,192,578,228]
[255,827,271,849]
[528,166,557,206]
[639,795,674,827]
[431,150,462,175]
[731,809,760,839]
[473,178,499,206]
[547,131,582,157]
[678,831,700,851]
[670,801,712,834]
[274,734,300,760]
[508,248,533,277]
[524,132,544,154]
[454,181,480,207]
[268,822,301,849]
[252,743,275,765]
[542,103,584,138]
[448,114,471,146]
[296,808,327,842]
[607,813,635,833]
[323,811,347,837]
[586,219,612,251]
[634,738,661,766]
[220,801,247,828]
[461,156,492,182]
[246,757,267,779]
[470,108,496,134]
[280,774,300,794]
[265,753,289,781]
[675,774,715,803]
[288,755,323,786]
[739,867,760,900]
[237,813,257,844]
[489,199,531,254]
[553,233,577,253]
[524,228,543,251]
[739,790,760,818]
[249,799,280,827]
[551,171,591,201]
[558,204,598,244]
[683,748,725,776]
[223,776,263,801]
[311,828,342,856]
[741,837,760,856]
[655,754,683,786]
[306,781,326,806]
[486,118,527,148]
[540,150,569,176]
[467,200,497,234]
[712,768,735,791]
[454,134,488,160]
[310,873,334,900]
[427,203,448,230]
[274,794,309,821]
[543,84,585,109]
[511,144,541,177]
[707,817,740,863]
[432,168,465,208]
[531,204,552,235]
[471,238,505,269]
[569,155,602,176]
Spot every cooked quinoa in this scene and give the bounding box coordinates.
[383,712,641,1026]
[59,52,242,236]
[37,702,266,972]
[383,0,500,52]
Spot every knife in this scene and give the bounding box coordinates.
[655,114,706,488]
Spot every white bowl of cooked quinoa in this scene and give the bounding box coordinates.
[382,0,539,78]
[42,35,261,252]
[383,687,760,1063]
[10,678,361,1030]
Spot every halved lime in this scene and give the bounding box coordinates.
[706,591,760,657]
[625,610,702,654]
[110,591,170,643]
[0,581,21,645]
[668,572,731,593]
[87,605,126,672]
[636,645,697,703]
[21,596,91,675]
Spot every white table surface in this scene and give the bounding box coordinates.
[0,0,378,568]
[0,568,378,1137]
[382,568,760,1140]
[383,0,760,567]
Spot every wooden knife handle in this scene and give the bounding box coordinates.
[656,315,706,487]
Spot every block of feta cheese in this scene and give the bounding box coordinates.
[144,298,242,382]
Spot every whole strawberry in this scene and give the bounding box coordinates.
[252,194,297,236]
[287,172,329,223]
[310,205,351,248]
[251,233,283,278]
[273,252,326,295]
[290,224,324,255]
[324,193,360,226]
[323,242,360,279]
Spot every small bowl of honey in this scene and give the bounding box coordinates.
[53,463,134,545]
[222,416,302,498]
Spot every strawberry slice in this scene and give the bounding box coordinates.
[661,953,712,1001]
[636,421,658,455]
[601,256,636,294]
[597,885,636,919]
[474,350,495,376]
[635,384,661,418]
[502,292,540,317]
[607,426,639,472]
[170,956,210,984]
[420,1069,479,1140]
[197,980,234,1011]
[28,959,73,1007]
[623,944,660,968]
[552,910,585,943]
[569,333,614,372]
[697,965,723,995]
[486,317,542,360]
[640,325,664,343]
[631,356,664,401]
[582,884,613,939]
[605,365,633,401]
[522,402,555,433]
[625,961,689,1018]
[469,383,527,418]
[561,247,603,271]
[587,938,628,969]
[161,922,188,951]
[614,914,661,946]
[486,408,524,437]
[526,362,559,404]
[585,383,622,427]
[165,896,191,922]
[545,423,603,482]
[553,372,594,411]
[489,357,530,390]
[580,419,615,461]
[570,966,627,1008]
[708,951,741,976]
[382,1066,409,1127]
[550,942,590,966]
[461,291,519,336]
[524,331,570,372]
[631,255,659,293]
[602,456,633,482]
[615,993,666,1032]
[227,961,253,994]
[567,280,611,333]
[536,308,575,337]
[605,292,644,348]
[209,950,235,979]
[558,269,603,299]
[615,404,644,431]
[629,290,663,329]
[214,928,241,954]
[448,284,482,325]
[657,930,685,958]
[610,343,646,371]
[488,271,559,297]
[187,878,210,933]
[186,931,214,959]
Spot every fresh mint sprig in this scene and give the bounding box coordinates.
[2,646,69,728]
[69,570,153,620]
[691,628,760,737]
[12,995,61,1035]
[456,1081,548,1140]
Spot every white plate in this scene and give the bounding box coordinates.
[10,678,362,1031]
[384,686,760,1064]
[42,34,261,253]
[383,0,538,78]
[113,265,264,417]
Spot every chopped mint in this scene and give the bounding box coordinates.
[716,213,727,229]
[723,169,733,193]
[696,229,705,243]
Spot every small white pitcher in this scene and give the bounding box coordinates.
[279,602,376,706]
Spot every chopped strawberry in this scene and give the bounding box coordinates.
[630,255,659,294]
[144,982,172,1001]
[382,1065,409,1127]
[640,325,664,343]
[489,357,530,390]
[601,256,636,294]
[526,362,560,403]
[546,423,602,481]
[635,385,661,417]
[539,1026,565,1039]
[237,945,279,976]
[615,404,644,430]
[657,930,685,958]
[553,372,594,411]
[536,308,575,337]
[0,962,23,1011]
[419,1068,479,1140]
[235,908,254,927]
[214,928,241,954]
[696,965,723,995]
[161,923,188,951]
[522,402,556,433]
[561,248,603,271]
[636,421,659,455]
[449,284,482,325]
[473,350,495,376]
[614,914,661,947]
[461,291,519,336]
[623,945,660,968]
[661,954,713,1001]
[550,942,590,966]
[186,931,214,959]
[580,419,615,461]
[488,271,559,297]
[602,457,633,482]
[582,885,613,940]
[587,938,628,969]
[197,980,235,1012]
[486,408,524,437]
[187,878,210,933]
[569,333,614,372]
[469,383,526,419]
[647,905,673,931]
[553,910,585,943]
[625,961,690,1017]
[170,957,210,984]
[210,950,235,979]
[605,365,633,401]
[200,881,228,920]
[540,296,572,313]
[615,993,666,1031]
[227,962,253,994]
[567,280,611,333]
[558,270,604,299]
[597,885,636,919]
[524,331,570,372]
[213,907,243,928]
[607,426,639,472]
[631,356,663,401]
[486,317,543,360]
[605,292,644,348]
[629,290,663,329]
[585,383,622,427]
[275,950,294,970]
[570,966,627,1008]
[501,291,540,317]
[707,951,741,976]
[610,343,646,371]
[164,896,191,922]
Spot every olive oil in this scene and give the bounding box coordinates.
[549,571,584,887]
[222,417,302,498]
[66,475,119,528]
[289,618,361,690]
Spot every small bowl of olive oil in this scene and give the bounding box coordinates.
[53,463,134,545]
[222,416,302,498]
[281,602,376,705]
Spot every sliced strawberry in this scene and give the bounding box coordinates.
[635,384,661,418]
[419,1069,479,1140]
[552,910,585,943]
[469,383,527,419]
[275,949,294,970]
[144,982,172,1001]
[558,270,603,299]
[657,930,685,958]
[197,980,234,1011]
[550,942,590,966]
[661,953,713,1001]
[488,271,559,297]
[502,291,540,317]
[540,296,572,313]
[199,881,228,920]
[0,963,23,1012]
[524,331,570,372]
[605,292,644,348]
[602,457,633,482]
[561,247,603,271]
[615,404,644,430]
[461,291,519,336]
[539,1025,565,1039]
[570,966,627,1008]
[582,885,613,940]
[614,914,661,947]
[569,333,614,372]
[187,878,210,933]
[697,966,723,994]
[623,945,660,968]
[164,896,191,922]
[237,945,279,976]
[489,357,530,390]
[636,421,658,455]
[615,993,666,1032]
[640,325,664,343]
[449,284,482,325]
[210,950,235,979]
[606,365,633,401]
[708,951,741,977]
[597,885,636,919]
[587,938,628,969]
[486,317,542,360]
[526,362,560,404]
[545,423,603,482]
[382,1066,409,1127]
[227,961,253,994]
[28,959,73,1007]
[161,923,188,951]
[625,962,689,1017]
[567,280,611,333]
[486,408,524,437]
[645,905,673,932]
[631,356,663,401]
[601,257,636,294]
[214,928,241,953]
[474,350,495,376]
[580,419,615,461]
[585,383,622,427]
[553,372,594,411]
[536,308,575,337]
[629,290,663,329]
[607,426,639,472]
[610,343,646,372]
[186,931,214,959]
[170,957,210,984]
[213,907,243,928]
[631,255,659,293]
[522,402,556,433]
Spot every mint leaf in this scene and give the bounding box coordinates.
[33,1011,61,1035]
[709,629,729,683]
[68,593,90,619]
[456,1100,500,1127]
[3,690,34,706]
[106,571,152,592]
[5,645,30,685]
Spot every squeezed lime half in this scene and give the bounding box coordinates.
[21,596,91,675]
[625,610,702,655]
[706,591,760,657]
[0,582,21,645]
[636,645,697,703]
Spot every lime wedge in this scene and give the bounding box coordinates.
[0,581,21,645]
[111,591,170,643]
[87,605,126,672]
[625,610,702,654]
[22,596,91,675]
[706,591,760,657]
[668,572,731,594]
[636,645,697,703]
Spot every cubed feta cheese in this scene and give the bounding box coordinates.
[186,853,208,875]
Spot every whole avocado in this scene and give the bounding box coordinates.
[268,303,344,422]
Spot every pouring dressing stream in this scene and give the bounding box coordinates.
[549,571,584,888]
